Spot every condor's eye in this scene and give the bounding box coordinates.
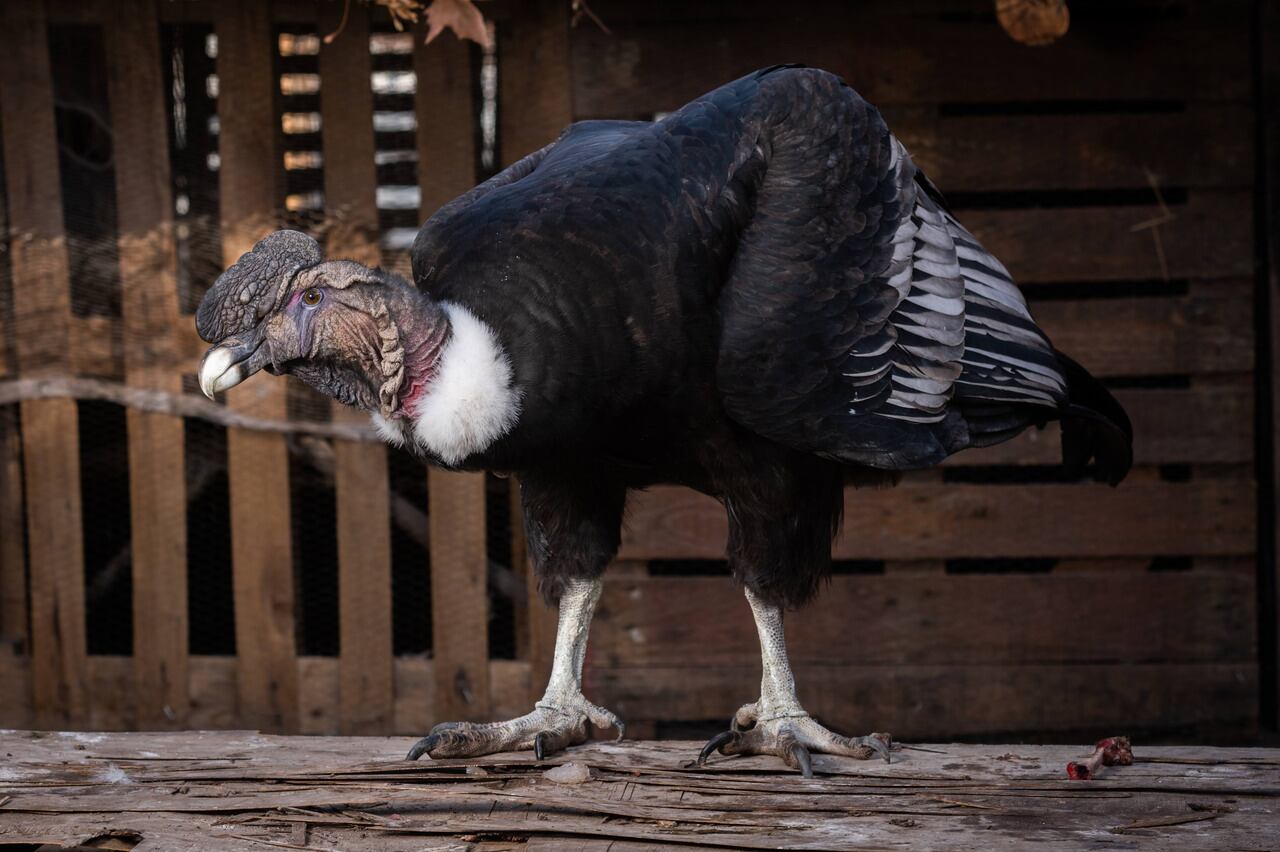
[301,288,323,307]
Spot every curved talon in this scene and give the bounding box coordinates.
[787,741,813,778]
[696,730,740,766]
[533,731,549,761]
[613,719,627,742]
[859,733,892,764]
[405,733,439,761]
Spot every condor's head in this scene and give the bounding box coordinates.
[195,230,520,467]
[195,230,448,418]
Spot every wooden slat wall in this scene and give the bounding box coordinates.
[0,1,90,729]
[0,0,1266,742]
[216,1,300,733]
[0,653,533,736]
[107,0,189,729]
[415,33,494,723]
[570,0,1261,739]
[318,1,395,735]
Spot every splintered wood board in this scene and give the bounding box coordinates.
[0,732,1276,850]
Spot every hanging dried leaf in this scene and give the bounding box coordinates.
[378,0,427,31]
[424,0,492,47]
[996,0,1070,46]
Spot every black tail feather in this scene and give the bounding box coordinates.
[1055,351,1133,486]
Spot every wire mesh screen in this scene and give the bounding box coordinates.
[0,7,514,677]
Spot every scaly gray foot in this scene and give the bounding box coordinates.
[405,693,624,761]
[696,708,891,778]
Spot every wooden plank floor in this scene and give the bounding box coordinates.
[0,733,1276,850]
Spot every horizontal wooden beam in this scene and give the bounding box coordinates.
[619,481,1256,562]
[0,654,532,736]
[0,648,1255,740]
[961,191,1253,283]
[592,572,1256,669]
[590,662,1258,740]
[572,2,1251,115]
[883,103,1254,191]
[1031,282,1254,378]
[947,386,1253,467]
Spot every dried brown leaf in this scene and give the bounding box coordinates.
[996,0,1070,47]
[424,0,491,48]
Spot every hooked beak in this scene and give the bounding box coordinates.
[198,334,270,400]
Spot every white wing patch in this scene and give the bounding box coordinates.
[845,136,1066,424]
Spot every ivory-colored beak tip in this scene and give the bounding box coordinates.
[198,346,242,400]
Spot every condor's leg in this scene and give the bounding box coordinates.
[695,466,890,776]
[696,586,892,776]
[406,475,625,761]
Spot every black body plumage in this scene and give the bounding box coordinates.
[405,66,1131,606]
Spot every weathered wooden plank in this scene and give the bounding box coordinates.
[215,0,299,733]
[16,400,87,729]
[500,0,573,703]
[331,432,395,733]
[107,0,190,730]
[64,315,202,381]
[224,656,529,736]
[3,731,1279,852]
[427,469,491,723]
[883,103,1254,191]
[571,2,1252,116]
[414,24,476,216]
[1030,283,1254,378]
[0,646,31,728]
[593,662,1257,739]
[960,191,1253,283]
[948,386,1253,466]
[1261,0,1280,734]
[592,572,1256,669]
[837,481,1258,560]
[500,0,573,164]
[571,0,1243,27]
[0,2,88,730]
[0,7,74,372]
[393,657,531,736]
[414,26,493,727]
[0,406,25,653]
[619,482,1255,561]
[0,651,531,734]
[318,0,395,737]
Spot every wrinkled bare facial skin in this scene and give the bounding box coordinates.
[274,264,395,411]
[196,230,434,416]
[196,230,323,344]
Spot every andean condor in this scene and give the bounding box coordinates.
[196,66,1132,775]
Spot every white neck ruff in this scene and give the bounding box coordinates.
[371,302,520,466]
